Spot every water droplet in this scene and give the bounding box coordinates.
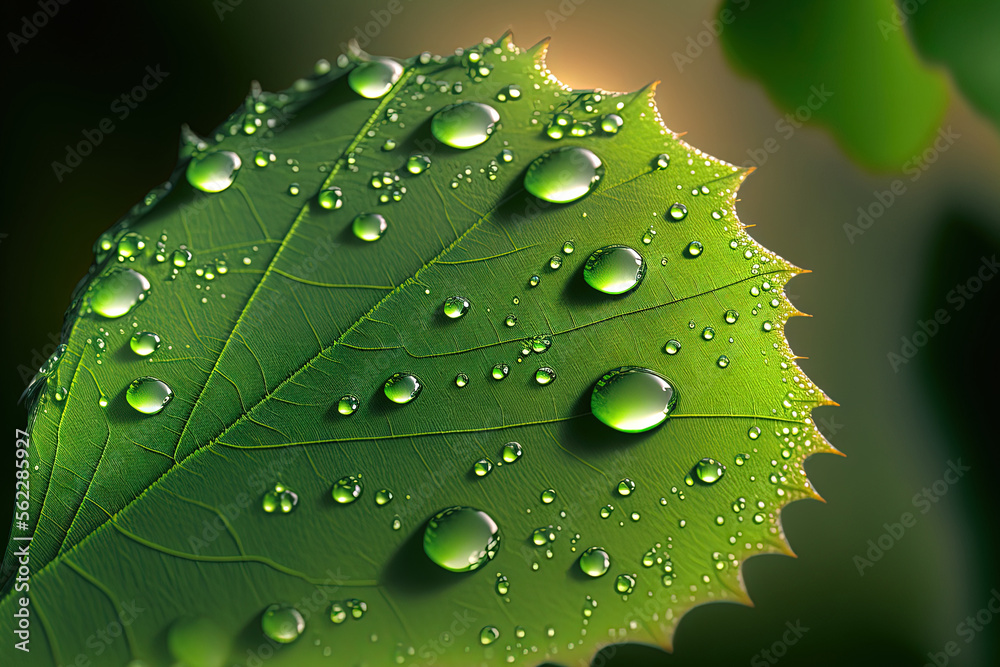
[762,321,774,332]
[495,575,510,595]
[262,483,299,514]
[600,504,614,519]
[562,240,575,254]
[317,186,343,210]
[346,598,367,620]
[591,366,679,433]
[579,546,611,577]
[431,102,500,148]
[172,248,192,268]
[616,478,635,496]
[666,203,688,221]
[504,314,518,327]
[583,245,646,295]
[753,513,765,524]
[701,327,715,341]
[384,373,422,404]
[423,506,501,572]
[532,525,556,546]
[187,151,241,192]
[502,442,523,463]
[130,331,161,357]
[717,355,730,368]
[332,475,362,504]
[528,275,540,288]
[491,363,509,380]
[724,310,739,324]
[254,149,276,167]
[541,489,556,504]
[664,339,681,355]
[615,573,636,594]
[116,232,145,259]
[126,376,173,415]
[406,154,432,174]
[442,295,470,319]
[330,602,347,624]
[533,366,557,386]
[454,373,469,388]
[748,426,761,440]
[473,459,493,477]
[655,154,670,169]
[262,604,305,643]
[88,268,151,318]
[338,394,359,415]
[480,626,500,645]
[348,57,403,98]
[167,617,229,667]
[549,255,563,270]
[600,114,623,134]
[500,148,515,162]
[530,334,552,353]
[54,386,67,402]
[375,489,394,505]
[685,241,704,257]
[524,146,603,203]
[352,213,387,242]
[692,457,726,484]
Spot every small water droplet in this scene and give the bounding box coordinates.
[88,268,151,318]
[504,314,517,327]
[541,489,556,504]
[685,241,704,258]
[352,213,387,241]
[254,149,276,167]
[332,475,362,504]
[701,327,715,341]
[187,151,241,192]
[376,489,394,505]
[480,626,500,645]
[502,442,523,463]
[615,573,636,594]
[317,186,344,210]
[724,309,739,324]
[423,506,501,572]
[600,504,614,518]
[349,57,403,98]
[534,366,556,385]
[442,295,470,319]
[579,546,611,577]
[473,459,493,477]
[583,245,646,295]
[616,478,635,496]
[384,373,422,404]
[748,426,761,440]
[495,574,510,595]
[655,154,670,169]
[126,376,173,415]
[338,395,359,415]
[692,457,726,484]
[406,154,432,174]
[524,146,603,203]
[664,339,681,355]
[330,602,347,624]
[528,274,540,287]
[562,240,575,254]
[491,363,509,380]
[591,366,678,433]
[262,483,299,514]
[130,331,161,357]
[667,203,688,221]
[262,604,305,643]
[431,102,500,148]
[600,114,624,134]
[717,355,730,368]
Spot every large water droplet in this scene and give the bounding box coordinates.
[186,151,241,193]
[443,295,470,319]
[583,245,646,295]
[591,366,678,433]
[130,331,161,357]
[332,475,362,504]
[348,58,403,98]
[579,546,611,577]
[692,457,726,484]
[352,213,387,242]
[126,376,173,415]
[423,506,501,572]
[88,268,151,318]
[261,604,305,643]
[384,373,422,404]
[431,102,500,148]
[524,147,603,203]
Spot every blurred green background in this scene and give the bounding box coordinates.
[2,0,999,665]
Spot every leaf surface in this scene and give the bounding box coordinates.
[2,34,834,667]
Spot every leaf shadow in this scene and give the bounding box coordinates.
[380,520,470,598]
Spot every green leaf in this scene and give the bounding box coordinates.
[718,0,950,170]
[906,0,1000,133]
[2,34,834,667]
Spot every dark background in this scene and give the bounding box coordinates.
[3,1,999,665]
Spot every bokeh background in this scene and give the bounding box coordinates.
[3,0,999,665]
